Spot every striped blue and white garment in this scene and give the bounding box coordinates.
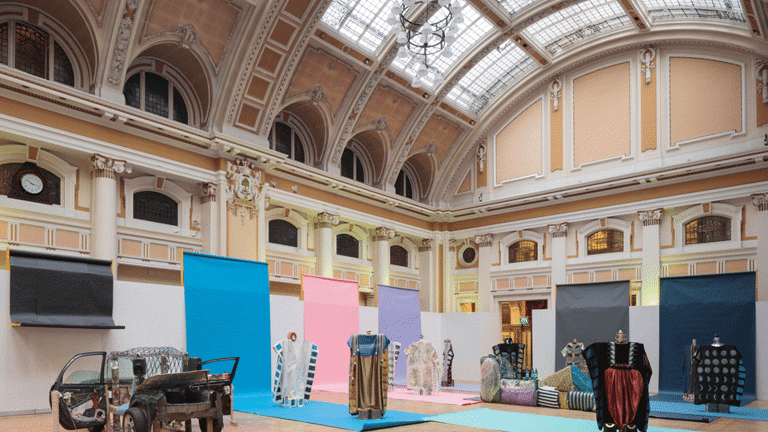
[388,341,401,387]
[272,338,318,407]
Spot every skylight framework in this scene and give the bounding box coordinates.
[497,0,538,15]
[524,0,632,56]
[643,0,745,23]
[391,0,495,89]
[446,41,538,113]
[322,0,394,54]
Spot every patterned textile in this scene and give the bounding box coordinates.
[537,386,560,408]
[567,390,596,411]
[562,340,587,369]
[498,353,515,380]
[480,355,501,403]
[692,344,745,406]
[348,334,390,416]
[441,339,454,386]
[272,339,318,407]
[558,391,569,409]
[500,379,537,406]
[540,367,574,391]
[570,365,593,393]
[584,342,652,432]
[405,339,440,394]
[492,340,525,379]
[388,342,401,387]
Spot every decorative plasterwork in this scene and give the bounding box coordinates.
[226,159,262,225]
[475,234,493,247]
[419,238,433,251]
[637,208,663,225]
[173,24,200,50]
[448,238,457,250]
[640,46,656,85]
[752,193,768,211]
[201,182,217,204]
[373,226,396,241]
[757,59,768,104]
[107,0,139,85]
[314,211,339,228]
[476,141,487,173]
[91,154,131,178]
[549,77,562,111]
[548,223,568,237]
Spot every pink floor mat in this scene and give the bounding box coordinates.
[312,384,481,406]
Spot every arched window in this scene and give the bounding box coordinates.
[0,21,74,86]
[269,219,298,247]
[268,122,306,163]
[336,233,359,258]
[509,240,537,263]
[395,169,413,199]
[390,245,408,267]
[133,191,178,226]
[685,216,731,245]
[341,148,365,183]
[123,71,189,124]
[587,229,624,255]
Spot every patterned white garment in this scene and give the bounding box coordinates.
[388,341,401,387]
[272,339,318,407]
[441,339,454,385]
[405,339,440,395]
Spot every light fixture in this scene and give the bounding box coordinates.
[388,0,462,88]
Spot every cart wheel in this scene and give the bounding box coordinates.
[124,407,149,432]
[88,427,105,432]
[199,410,223,432]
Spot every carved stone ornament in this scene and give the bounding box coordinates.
[315,212,339,228]
[752,193,768,211]
[638,208,663,225]
[550,77,563,111]
[226,159,261,203]
[757,59,768,104]
[107,0,139,85]
[374,226,396,241]
[475,234,492,247]
[476,142,487,173]
[448,239,457,250]
[202,182,217,196]
[547,223,568,237]
[174,24,200,49]
[426,141,437,156]
[640,46,656,85]
[91,154,131,174]
[419,238,433,251]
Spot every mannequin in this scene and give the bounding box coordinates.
[348,331,390,419]
[272,331,318,407]
[693,335,743,412]
[562,338,587,373]
[584,330,652,432]
[406,334,439,395]
[441,338,454,387]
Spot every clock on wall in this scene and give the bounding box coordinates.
[14,167,46,196]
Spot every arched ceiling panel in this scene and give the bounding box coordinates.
[413,115,464,164]
[352,129,387,181]
[284,101,328,166]
[358,85,417,144]
[407,153,435,198]
[287,47,360,115]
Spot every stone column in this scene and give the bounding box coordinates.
[753,194,768,301]
[476,234,493,313]
[548,223,568,306]
[444,239,456,313]
[314,212,339,278]
[372,227,395,306]
[419,239,435,312]
[200,183,218,255]
[91,154,129,264]
[638,209,663,306]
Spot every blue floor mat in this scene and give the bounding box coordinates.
[426,408,697,432]
[234,393,426,431]
[650,400,768,423]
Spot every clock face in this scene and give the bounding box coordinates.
[20,172,44,195]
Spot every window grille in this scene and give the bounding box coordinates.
[269,122,306,163]
[341,148,366,183]
[0,23,8,65]
[15,23,47,79]
[390,245,408,267]
[0,22,75,87]
[395,170,413,199]
[133,191,178,226]
[509,240,537,263]
[269,219,298,247]
[336,233,359,258]
[587,229,624,255]
[144,73,170,118]
[173,88,188,124]
[684,216,731,245]
[123,72,189,124]
[53,42,74,86]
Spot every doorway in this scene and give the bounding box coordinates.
[500,299,548,370]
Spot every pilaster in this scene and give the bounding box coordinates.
[90,154,130,264]
[314,212,339,278]
[475,234,493,313]
[638,208,663,305]
[548,223,568,306]
[372,226,396,306]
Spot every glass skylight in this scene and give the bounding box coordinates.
[643,0,745,23]
[321,0,394,54]
[391,0,495,89]
[446,41,538,113]
[523,0,632,56]
[497,0,538,15]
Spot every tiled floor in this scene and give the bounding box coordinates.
[4,391,768,432]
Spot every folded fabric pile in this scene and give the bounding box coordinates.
[537,366,595,411]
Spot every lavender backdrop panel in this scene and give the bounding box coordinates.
[378,284,422,386]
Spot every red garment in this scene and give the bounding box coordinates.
[605,367,643,429]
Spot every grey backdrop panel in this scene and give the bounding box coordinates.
[555,281,630,371]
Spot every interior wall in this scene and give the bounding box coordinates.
[757,301,768,400]
[440,312,497,383]
[533,308,556,379]
[630,305,660,394]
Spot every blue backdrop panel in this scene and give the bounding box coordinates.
[378,284,422,386]
[183,252,271,396]
[658,272,755,400]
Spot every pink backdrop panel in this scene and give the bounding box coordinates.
[303,274,360,386]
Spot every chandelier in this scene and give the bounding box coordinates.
[386,0,464,88]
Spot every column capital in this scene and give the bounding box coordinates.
[637,208,663,225]
[475,234,492,247]
[448,239,457,251]
[548,223,568,237]
[201,182,217,204]
[314,212,339,228]
[373,226,396,241]
[419,238,433,252]
[752,193,768,211]
[91,154,130,179]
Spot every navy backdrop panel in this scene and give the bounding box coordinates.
[183,252,271,396]
[658,272,755,399]
[378,284,422,386]
[555,281,630,371]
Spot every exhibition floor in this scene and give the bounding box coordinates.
[4,390,768,432]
